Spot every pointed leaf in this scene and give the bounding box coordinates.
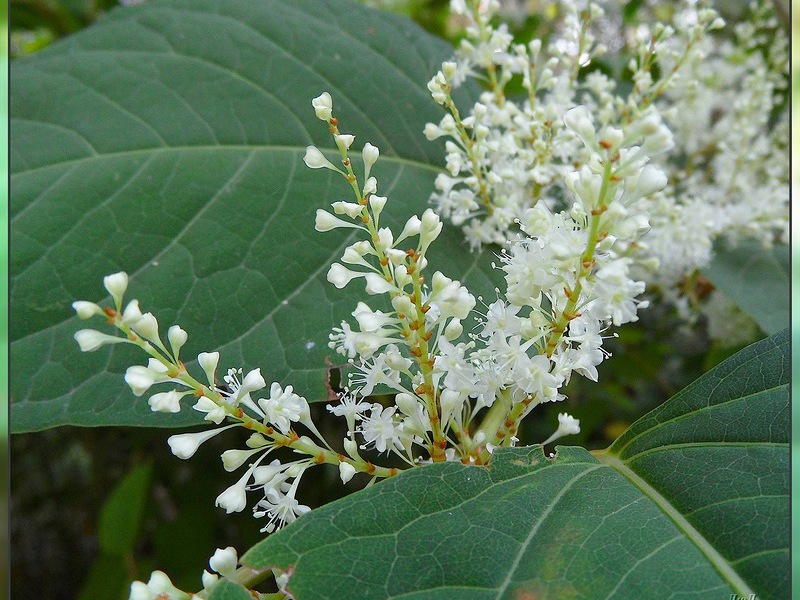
[98,462,152,555]
[10,0,495,432]
[242,330,788,599]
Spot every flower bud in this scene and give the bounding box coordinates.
[634,165,668,198]
[364,272,394,295]
[303,146,339,171]
[72,301,103,320]
[362,143,380,180]
[338,461,356,484]
[311,92,333,121]
[343,438,361,461]
[167,325,188,357]
[148,390,184,413]
[103,272,129,308]
[74,329,127,352]
[332,201,364,219]
[121,299,143,326]
[215,480,248,514]
[209,547,238,577]
[198,351,220,386]
[315,209,362,232]
[396,215,421,244]
[363,176,377,196]
[334,134,355,152]
[541,413,581,446]
[444,318,463,341]
[168,425,235,460]
[395,392,420,417]
[563,106,596,149]
[327,263,362,289]
[419,209,443,251]
[132,312,160,343]
[391,294,416,317]
[369,195,387,218]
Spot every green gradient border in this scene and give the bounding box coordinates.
[791,2,798,593]
[2,4,9,600]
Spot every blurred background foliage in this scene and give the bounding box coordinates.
[8,0,790,599]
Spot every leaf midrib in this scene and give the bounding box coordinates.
[594,451,754,598]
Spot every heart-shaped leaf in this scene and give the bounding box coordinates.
[242,329,788,600]
[10,0,499,432]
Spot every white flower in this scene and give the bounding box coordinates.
[311,92,333,121]
[335,134,355,152]
[314,209,365,232]
[198,351,220,386]
[327,263,366,289]
[103,272,129,308]
[215,479,248,514]
[254,476,311,533]
[418,209,443,251]
[303,146,340,171]
[541,413,581,446]
[563,106,596,149]
[167,325,188,358]
[221,447,267,472]
[220,367,267,407]
[128,570,189,600]
[132,312,160,343]
[358,403,402,453]
[208,547,238,577]
[331,201,364,219]
[258,383,309,434]
[193,395,227,424]
[428,272,475,321]
[362,142,380,180]
[121,299,143,326]
[72,301,103,320]
[338,461,356,484]
[327,393,372,435]
[124,360,170,396]
[200,571,219,593]
[364,273,395,295]
[148,390,186,413]
[74,329,129,352]
[252,458,288,486]
[167,425,237,459]
[350,352,406,397]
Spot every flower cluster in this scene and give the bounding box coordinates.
[305,93,594,465]
[424,0,788,338]
[67,6,789,600]
[73,272,399,537]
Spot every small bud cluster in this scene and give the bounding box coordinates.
[129,546,239,600]
[73,271,399,536]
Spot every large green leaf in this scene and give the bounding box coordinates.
[206,580,253,600]
[703,240,789,335]
[242,329,789,600]
[10,0,498,432]
[98,462,152,555]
